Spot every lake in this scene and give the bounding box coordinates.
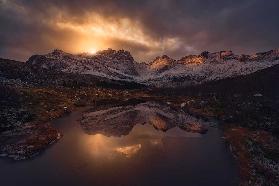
[0,102,239,186]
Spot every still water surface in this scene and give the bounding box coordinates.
[0,105,239,186]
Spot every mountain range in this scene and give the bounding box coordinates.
[25,48,279,88]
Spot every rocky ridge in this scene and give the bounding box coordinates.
[27,48,279,87]
[27,48,138,81]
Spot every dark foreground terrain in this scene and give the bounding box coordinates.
[0,58,278,186]
[153,64,279,185]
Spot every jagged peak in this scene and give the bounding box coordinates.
[151,55,175,65]
[95,48,134,61]
[149,55,175,71]
[95,48,131,56]
[208,50,234,58]
[161,54,172,59]
[200,51,210,58]
[178,55,205,65]
[96,48,117,55]
[220,50,234,56]
[50,49,68,55]
[44,49,72,59]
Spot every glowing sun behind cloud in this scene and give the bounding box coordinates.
[87,47,98,54]
[52,13,155,55]
[47,13,181,60]
[0,0,186,61]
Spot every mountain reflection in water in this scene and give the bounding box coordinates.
[81,101,208,137]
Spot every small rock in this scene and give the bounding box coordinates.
[0,153,7,157]
[254,93,263,97]
[180,102,186,108]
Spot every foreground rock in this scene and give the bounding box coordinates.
[0,123,61,160]
[225,127,279,186]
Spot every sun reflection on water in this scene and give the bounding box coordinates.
[115,144,142,158]
[84,134,116,159]
[81,132,143,160]
[80,123,201,161]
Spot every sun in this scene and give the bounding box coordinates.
[88,48,98,54]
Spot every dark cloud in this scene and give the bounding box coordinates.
[0,0,279,62]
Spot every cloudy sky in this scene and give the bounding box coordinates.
[0,0,278,62]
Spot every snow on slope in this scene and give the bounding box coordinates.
[138,49,279,87]
[143,58,279,87]
[26,48,279,87]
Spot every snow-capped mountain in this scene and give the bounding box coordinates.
[26,49,138,81]
[26,48,279,87]
[139,49,279,87]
